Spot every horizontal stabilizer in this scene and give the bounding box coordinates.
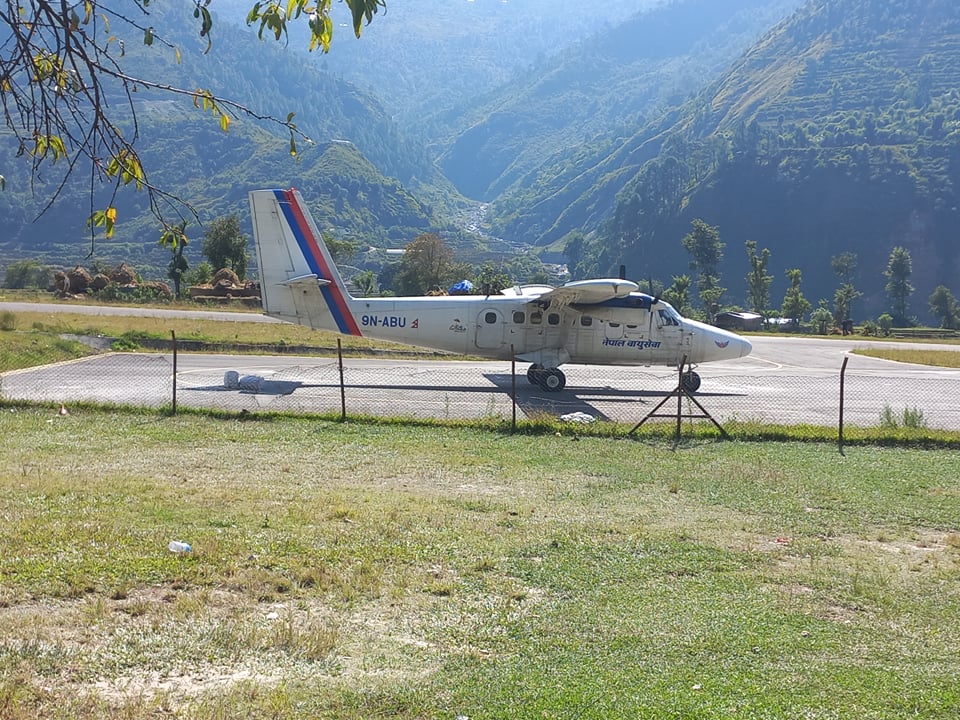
[282,274,331,288]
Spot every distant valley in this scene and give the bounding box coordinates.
[3,0,959,324]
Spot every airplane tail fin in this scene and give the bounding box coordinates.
[249,188,361,335]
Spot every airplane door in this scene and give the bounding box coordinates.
[475,309,506,350]
[655,308,692,363]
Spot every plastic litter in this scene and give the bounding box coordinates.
[168,540,192,554]
[560,411,595,424]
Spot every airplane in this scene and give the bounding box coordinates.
[249,188,753,393]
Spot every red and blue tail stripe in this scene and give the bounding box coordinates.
[274,189,362,336]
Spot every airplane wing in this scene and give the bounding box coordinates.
[531,278,640,308]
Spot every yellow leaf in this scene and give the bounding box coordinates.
[106,207,117,223]
[220,113,230,132]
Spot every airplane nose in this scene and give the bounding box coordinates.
[739,336,753,358]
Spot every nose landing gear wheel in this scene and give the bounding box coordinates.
[681,371,701,393]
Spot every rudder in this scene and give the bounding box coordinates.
[249,188,361,335]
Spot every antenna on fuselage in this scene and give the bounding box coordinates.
[619,264,626,280]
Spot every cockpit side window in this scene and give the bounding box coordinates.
[657,308,680,327]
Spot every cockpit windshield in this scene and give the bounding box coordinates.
[657,305,681,327]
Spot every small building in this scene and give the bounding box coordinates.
[714,311,763,332]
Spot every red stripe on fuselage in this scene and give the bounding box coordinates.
[282,189,362,336]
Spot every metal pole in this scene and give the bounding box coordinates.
[839,355,848,454]
[676,355,687,441]
[511,345,516,433]
[337,338,346,421]
[171,330,177,415]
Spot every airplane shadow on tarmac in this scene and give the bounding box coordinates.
[181,373,746,421]
[482,373,747,422]
[183,380,324,396]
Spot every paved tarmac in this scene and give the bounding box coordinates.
[2,302,958,428]
[3,338,958,429]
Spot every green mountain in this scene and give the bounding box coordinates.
[0,3,454,276]
[438,0,804,202]
[464,0,960,316]
[549,0,960,319]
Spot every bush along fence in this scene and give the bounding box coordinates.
[2,333,959,445]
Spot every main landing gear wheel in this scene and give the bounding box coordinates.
[526,365,566,392]
[540,368,566,392]
[527,364,544,384]
[681,371,701,394]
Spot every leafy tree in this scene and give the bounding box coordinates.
[883,246,914,326]
[184,261,214,288]
[202,215,248,280]
[929,285,959,329]
[744,240,773,315]
[810,300,834,335]
[474,264,512,295]
[876,312,894,336]
[0,0,386,245]
[163,222,189,299]
[833,283,862,327]
[3,259,51,289]
[681,219,725,322]
[663,274,692,316]
[326,235,361,266]
[781,268,811,325]
[831,252,858,286]
[395,233,455,295]
[352,270,379,297]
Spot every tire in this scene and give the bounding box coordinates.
[681,371,701,393]
[527,364,543,385]
[540,368,566,392]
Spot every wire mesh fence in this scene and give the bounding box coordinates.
[2,339,960,441]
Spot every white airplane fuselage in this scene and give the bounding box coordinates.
[342,293,747,369]
[249,188,752,392]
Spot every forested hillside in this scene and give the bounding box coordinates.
[568,0,960,319]
[216,0,658,126]
[0,2,452,275]
[440,0,803,202]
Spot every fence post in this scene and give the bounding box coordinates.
[839,355,848,453]
[337,338,346,421]
[510,345,516,434]
[171,330,177,415]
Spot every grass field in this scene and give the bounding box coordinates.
[1,409,958,718]
[852,346,960,368]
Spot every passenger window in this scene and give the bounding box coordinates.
[609,322,620,328]
[484,311,497,324]
[548,313,560,326]
[580,316,593,327]
[513,311,525,324]
[531,312,542,325]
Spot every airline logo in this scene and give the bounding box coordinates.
[714,340,730,348]
[275,189,362,336]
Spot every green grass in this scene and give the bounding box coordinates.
[852,346,960,368]
[12,309,444,356]
[0,329,94,372]
[1,409,959,718]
